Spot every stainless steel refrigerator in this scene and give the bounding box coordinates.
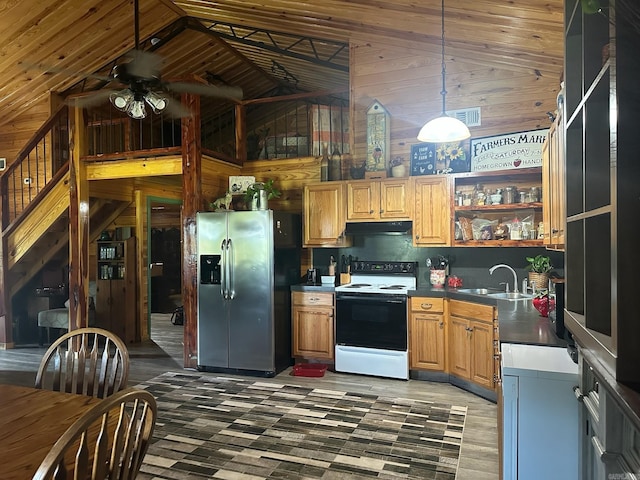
[196,210,300,376]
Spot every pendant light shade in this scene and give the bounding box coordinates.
[417,0,471,143]
[417,115,471,143]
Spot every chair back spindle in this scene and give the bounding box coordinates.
[35,328,129,398]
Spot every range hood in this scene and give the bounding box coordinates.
[344,221,412,236]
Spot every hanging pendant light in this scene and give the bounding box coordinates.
[417,0,471,143]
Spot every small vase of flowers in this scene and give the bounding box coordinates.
[532,290,556,317]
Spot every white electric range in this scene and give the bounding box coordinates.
[334,261,417,380]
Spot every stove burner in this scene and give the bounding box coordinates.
[347,283,372,288]
[380,285,406,290]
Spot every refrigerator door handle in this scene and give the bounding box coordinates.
[228,238,235,299]
[220,238,228,299]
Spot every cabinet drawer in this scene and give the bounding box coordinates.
[410,297,444,313]
[292,291,334,306]
[449,300,495,323]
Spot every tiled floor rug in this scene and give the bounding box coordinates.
[136,372,467,479]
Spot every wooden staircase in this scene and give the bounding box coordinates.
[0,105,135,346]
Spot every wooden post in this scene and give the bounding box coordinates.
[181,91,202,369]
[68,106,90,331]
[235,103,246,163]
[135,189,145,341]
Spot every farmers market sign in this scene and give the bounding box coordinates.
[470,128,548,172]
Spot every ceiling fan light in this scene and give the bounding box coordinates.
[109,90,133,111]
[417,115,471,143]
[127,99,147,119]
[144,91,167,113]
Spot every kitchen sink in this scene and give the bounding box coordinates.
[487,292,534,301]
[456,288,501,295]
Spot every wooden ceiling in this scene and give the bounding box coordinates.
[0,0,564,128]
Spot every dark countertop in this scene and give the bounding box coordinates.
[410,286,567,347]
[291,284,337,293]
[291,283,565,348]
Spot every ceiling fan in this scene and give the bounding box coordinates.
[66,0,243,119]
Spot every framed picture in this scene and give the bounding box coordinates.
[228,176,255,194]
[410,143,436,175]
[470,128,549,172]
[365,101,390,175]
[410,139,470,176]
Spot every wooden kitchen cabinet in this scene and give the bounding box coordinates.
[542,109,565,250]
[412,175,450,246]
[346,178,412,221]
[291,291,334,360]
[448,299,497,390]
[96,236,137,343]
[303,182,351,247]
[409,297,446,371]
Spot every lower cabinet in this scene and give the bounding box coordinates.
[501,343,579,480]
[409,297,446,371]
[448,299,497,390]
[291,291,334,360]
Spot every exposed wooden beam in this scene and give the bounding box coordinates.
[180,89,201,369]
[68,107,90,331]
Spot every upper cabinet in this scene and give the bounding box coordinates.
[412,176,450,246]
[303,182,351,247]
[451,168,543,247]
[563,0,640,386]
[346,178,412,221]
[542,110,565,250]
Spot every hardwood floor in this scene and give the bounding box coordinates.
[0,314,499,479]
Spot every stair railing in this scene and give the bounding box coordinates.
[1,104,70,231]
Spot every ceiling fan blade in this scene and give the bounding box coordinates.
[124,50,164,80]
[163,100,194,118]
[22,60,114,83]
[165,82,243,101]
[65,89,117,108]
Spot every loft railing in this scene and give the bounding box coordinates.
[1,91,349,230]
[1,104,70,230]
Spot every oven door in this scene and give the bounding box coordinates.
[336,293,407,351]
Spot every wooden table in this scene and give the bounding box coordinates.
[0,384,103,479]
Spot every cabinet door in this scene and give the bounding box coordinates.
[448,315,471,379]
[346,180,379,220]
[303,183,350,246]
[550,110,565,247]
[413,176,450,246]
[292,305,334,359]
[380,179,411,219]
[95,280,112,331]
[470,319,494,389]
[542,134,552,246]
[410,312,446,370]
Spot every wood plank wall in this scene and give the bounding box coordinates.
[0,99,50,167]
[349,36,560,172]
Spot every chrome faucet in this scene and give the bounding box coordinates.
[489,264,519,293]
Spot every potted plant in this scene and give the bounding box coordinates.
[525,254,553,291]
[244,179,280,210]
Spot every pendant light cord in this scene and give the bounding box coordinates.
[440,0,447,116]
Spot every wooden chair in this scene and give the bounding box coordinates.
[35,327,130,399]
[32,387,157,480]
